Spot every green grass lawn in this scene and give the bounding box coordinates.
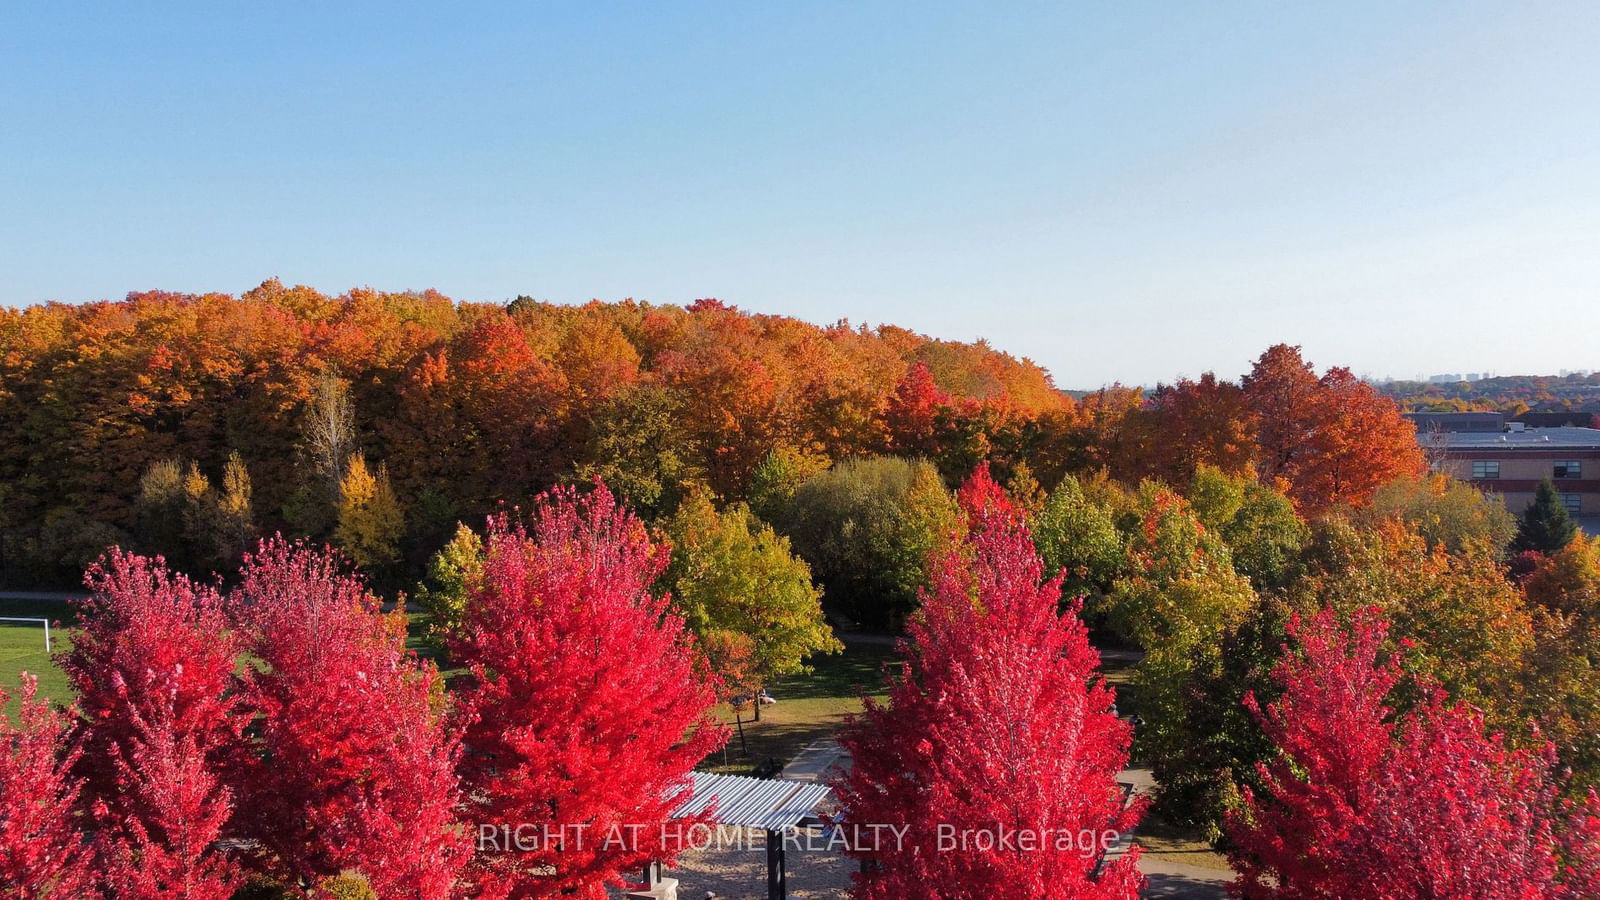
[703,641,895,775]
[0,598,76,718]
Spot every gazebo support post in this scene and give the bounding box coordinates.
[766,827,787,900]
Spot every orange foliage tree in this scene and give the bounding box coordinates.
[1242,344,1423,514]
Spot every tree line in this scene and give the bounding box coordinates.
[1,281,1422,591]
[1379,372,1600,416]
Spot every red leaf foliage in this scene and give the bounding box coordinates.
[63,549,245,896]
[231,537,470,897]
[453,482,725,899]
[1227,606,1598,898]
[834,506,1144,899]
[0,673,95,897]
[956,461,1021,530]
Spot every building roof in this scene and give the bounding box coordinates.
[1430,427,1600,451]
[671,772,834,831]
[1406,411,1505,432]
[1515,412,1599,428]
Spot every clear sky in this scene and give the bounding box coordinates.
[3,2,1597,387]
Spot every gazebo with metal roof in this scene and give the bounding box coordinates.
[629,772,836,900]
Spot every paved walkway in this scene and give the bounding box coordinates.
[781,738,849,784]
[1110,767,1230,899]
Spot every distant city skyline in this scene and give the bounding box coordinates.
[4,3,1599,386]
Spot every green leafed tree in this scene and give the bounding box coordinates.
[1220,481,1307,592]
[1152,593,1292,840]
[1514,478,1580,556]
[1106,483,1256,805]
[1105,483,1255,651]
[663,490,841,683]
[1031,473,1125,604]
[1187,463,1246,533]
[413,522,484,645]
[1187,465,1307,592]
[778,455,963,627]
[1365,473,1516,556]
[573,384,704,520]
[746,445,830,524]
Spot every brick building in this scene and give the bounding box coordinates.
[1421,426,1600,524]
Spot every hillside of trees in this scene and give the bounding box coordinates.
[0,280,1421,588]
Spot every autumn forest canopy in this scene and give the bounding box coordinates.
[0,279,1422,588]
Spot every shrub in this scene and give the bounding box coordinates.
[315,872,378,900]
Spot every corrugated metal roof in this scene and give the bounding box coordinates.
[672,771,834,831]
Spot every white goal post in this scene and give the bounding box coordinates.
[0,617,52,652]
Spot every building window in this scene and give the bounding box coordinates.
[1563,493,1582,514]
[1471,460,1500,480]
[1555,460,1583,479]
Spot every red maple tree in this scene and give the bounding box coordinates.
[833,505,1144,899]
[884,361,951,456]
[0,673,95,897]
[100,697,245,899]
[1562,790,1600,895]
[1227,606,1584,898]
[231,537,469,897]
[63,549,245,892]
[453,483,725,899]
[956,461,1021,529]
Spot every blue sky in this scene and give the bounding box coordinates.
[3,2,1597,387]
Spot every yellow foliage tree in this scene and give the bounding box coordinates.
[336,455,404,572]
[215,451,255,565]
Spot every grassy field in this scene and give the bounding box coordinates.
[0,598,75,718]
[703,641,895,775]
